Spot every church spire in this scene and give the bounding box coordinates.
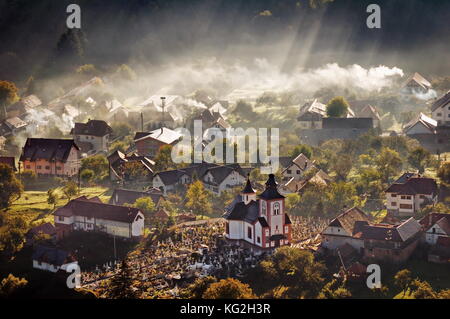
[242,174,256,194]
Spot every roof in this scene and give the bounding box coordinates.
[54,197,142,223]
[327,207,370,236]
[258,174,285,200]
[154,169,188,186]
[109,188,164,206]
[394,172,419,184]
[4,117,27,129]
[224,200,259,223]
[20,138,79,162]
[8,95,41,113]
[297,99,326,121]
[204,165,243,185]
[360,218,421,242]
[28,222,56,237]
[134,127,182,145]
[420,213,450,230]
[386,176,438,196]
[431,90,450,112]
[404,72,432,90]
[404,113,437,133]
[0,156,16,170]
[322,118,373,129]
[71,120,112,137]
[242,176,256,194]
[358,105,381,121]
[32,245,74,266]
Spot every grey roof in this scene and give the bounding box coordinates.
[431,90,450,112]
[322,117,373,129]
[71,120,112,137]
[20,138,79,162]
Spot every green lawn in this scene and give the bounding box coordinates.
[9,186,111,226]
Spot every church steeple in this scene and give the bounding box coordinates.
[242,174,256,204]
[259,174,285,200]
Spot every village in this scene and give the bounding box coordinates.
[0,0,450,301]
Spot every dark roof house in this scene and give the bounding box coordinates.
[20,138,79,162]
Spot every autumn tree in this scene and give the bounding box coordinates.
[0,163,23,210]
[437,162,450,186]
[407,147,431,173]
[80,155,109,181]
[0,274,28,298]
[47,188,58,210]
[80,169,94,185]
[290,144,312,159]
[0,80,18,118]
[317,279,352,299]
[154,145,176,171]
[185,181,212,218]
[182,276,218,299]
[259,247,325,298]
[128,197,156,225]
[62,181,79,202]
[0,216,28,257]
[202,278,256,299]
[375,147,403,183]
[394,269,412,297]
[326,96,349,118]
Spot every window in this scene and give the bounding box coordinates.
[37,165,42,169]
[284,226,288,233]
[287,170,291,174]
[58,216,64,222]
[391,194,397,197]
[296,170,301,174]
[257,236,261,244]
[400,204,412,209]
[26,165,31,169]
[45,166,50,169]
[265,229,269,236]
[391,202,397,206]
[406,196,411,200]
[247,226,252,239]
[261,202,266,216]
[57,167,62,170]
[273,202,280,215]
[437,113,442,117]
[226,223,229,234]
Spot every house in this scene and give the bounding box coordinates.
[321,207,370,252]
[321,208,422,263]
[54,196,145,240]
[153,163,247,195]
[280,168,331,194]
[420,212,450,263]
[0,156,17,171]
[7,95,42,118]
[202,165,247,195]
[20,138,80,177]
[281,153,316,181]
[297,99,327,129]
[402,72,432,94]
[404,113,437,135]
[300,118,374,146]
[176,213,196,223]
[107,150,155,182]
[357,105,381,128]
[26,222,57,246]
[2,117,27,135]
[153,208,170,223]
[360,217,422,264]
[431,90,450,126]
[32,245,77,273]
[134,127,182,157]
[385,173,438,217]
[223,174,292,250]
[70,119,113,154]
[109,188,165,208]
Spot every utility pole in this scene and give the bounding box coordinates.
[140,112,144,132]
[161,96,166,127]
[113,231,117,261]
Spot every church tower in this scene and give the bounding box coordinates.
[242,174,256,205]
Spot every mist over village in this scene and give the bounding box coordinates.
[0,0,449,303]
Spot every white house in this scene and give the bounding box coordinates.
[404,113,437,136]
[385,173,438,217]
[54,196,144,240]
[202,165,246,195]
[431,90,450,127]
[281,153,316,181]
[71,119,113,154]
[320,207,370,252]
[224,174,292,250]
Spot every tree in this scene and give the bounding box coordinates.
[115,64,136,81]
[185,181,212,218]
[394,269,412,297]
[0,163,23,210]
[129,197,156,224]
[80,169,95,185]
[326,96,349,117]
[80,155,109,180]
[330,154,353,181]
[410,279,437,299]
[183,276,218,299]
[318,279,352,299]
[0,274,27,298]
[290,144,312,159]
[202,278,256,299]
[323,182,361,216]
[154,145,176,171]
[285,193,301,212]
[407,147,431,173]
[0,216,28,257]
[56,29,86,65]
[375,147,403,183]
[0,80,18,118]
[259,247,325,298]
[122,161,151,181]
[47,188,58,210]
[62,181,79,202]
[107,259,137,299]
[437,162,450,186]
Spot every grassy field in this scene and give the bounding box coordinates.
[8,186,111,226]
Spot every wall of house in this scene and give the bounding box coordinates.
[298,120,322,130]
[432,103,450,126]
[218,171,246,194]
[136,138,166,157]
[227,220,243,240]
[63,147,80,177]
[269,200,284,236]
[363,239,419,264]
[321,234,364,251]
[283,164,306,180]
[406,122,434,135]
[425,224,447,245]
[131,213,145,237]
[75,134,109,152]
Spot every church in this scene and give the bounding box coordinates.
[223,174,292,250]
